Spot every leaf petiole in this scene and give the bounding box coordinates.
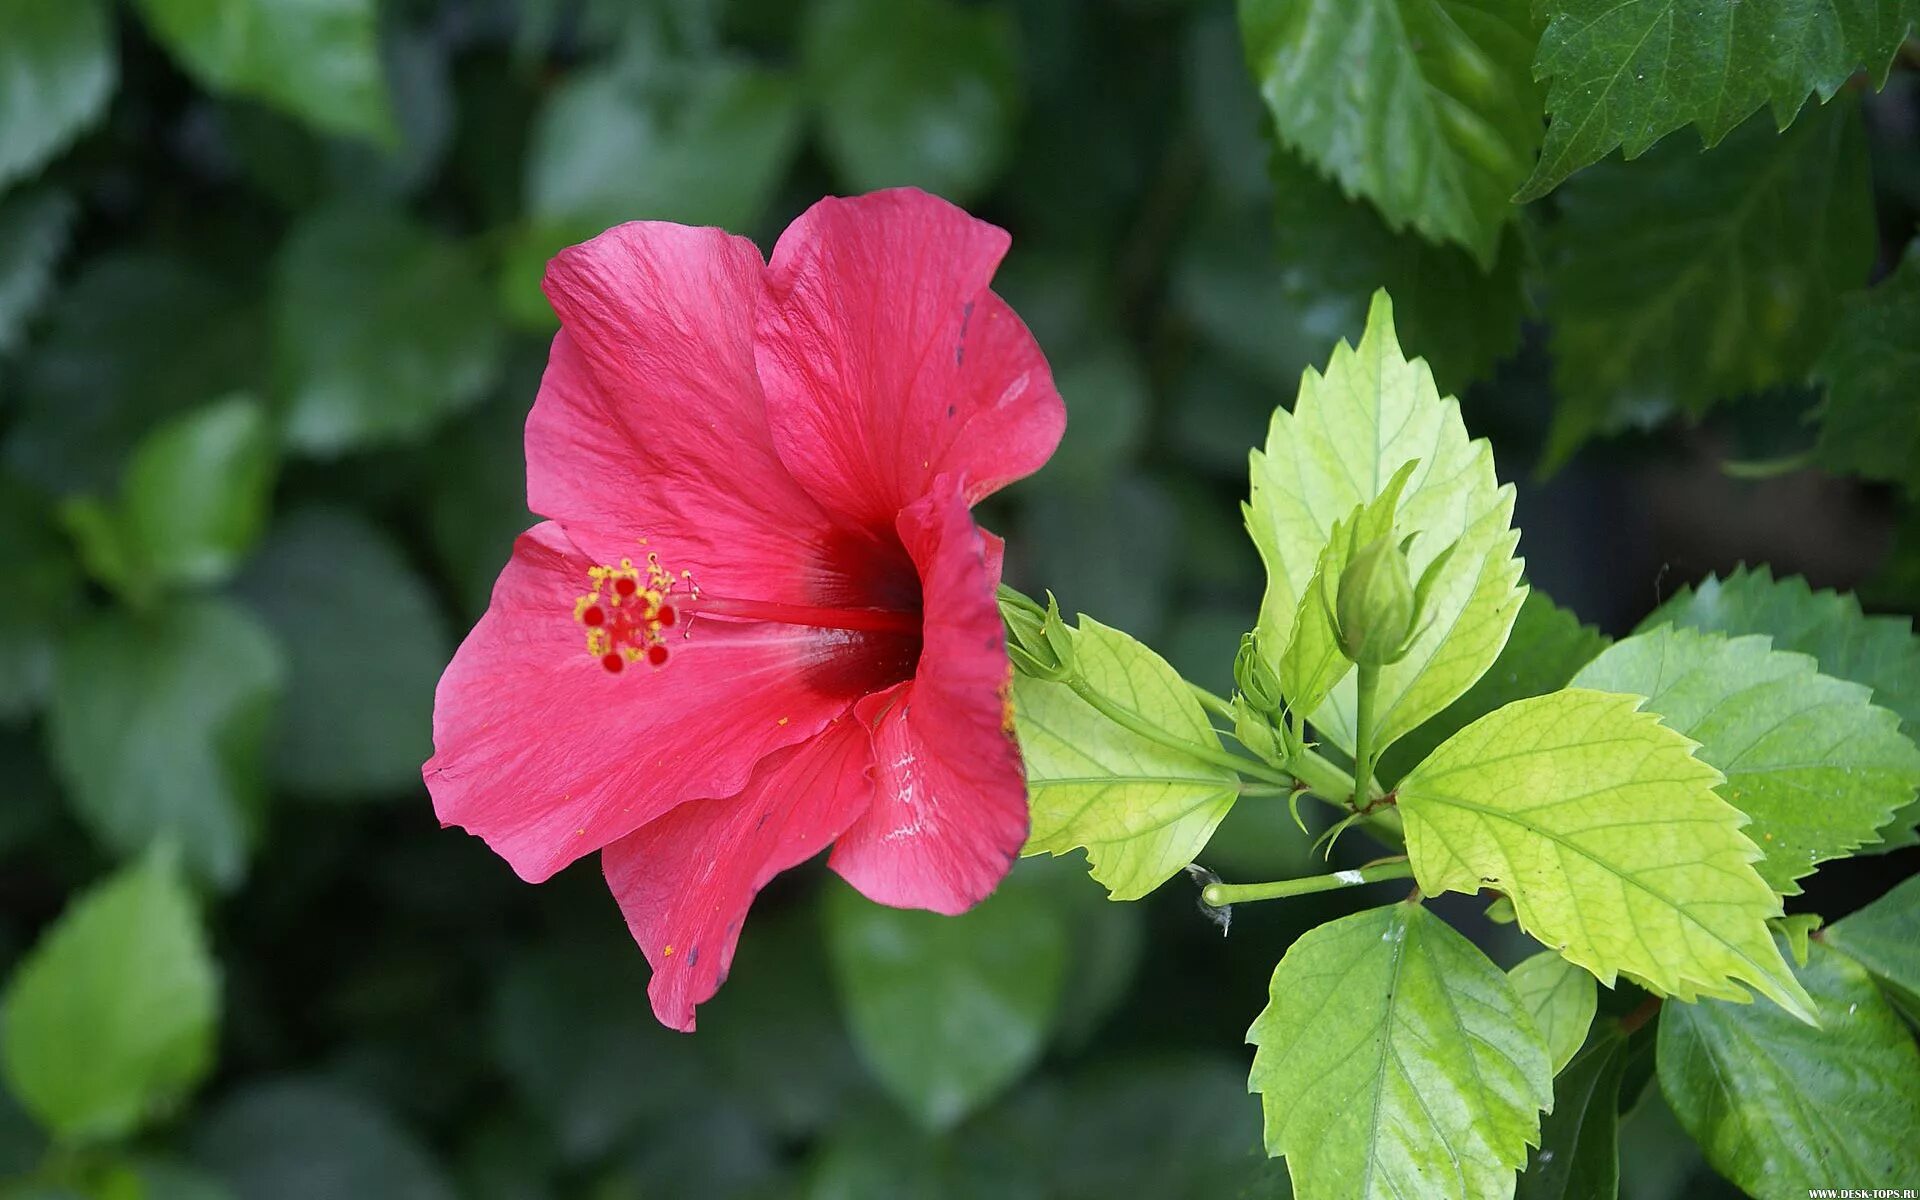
[1200,857,1414,907]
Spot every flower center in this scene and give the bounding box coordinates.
[573,552,923,676]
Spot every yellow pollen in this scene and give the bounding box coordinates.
[663,944,674,957]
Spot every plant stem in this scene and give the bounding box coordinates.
[1068,678,1294,787]
[1350,661,1380,809]
[1287,748,1357,801]
[1201,858,1413,906]
[1187,682,1236,723]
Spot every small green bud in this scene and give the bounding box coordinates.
[1233,632,1284,717]
[1002,587,1076,682]
[1231,694,1283,764]
[1334,535,1417,666]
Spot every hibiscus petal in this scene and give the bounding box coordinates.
[532,224,846,604]
[757,188,1065,531]
[603,717,874,1031]
[425,522,858,884]
[829,483,1027,913]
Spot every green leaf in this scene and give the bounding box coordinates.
[1814,238,1920,488]
[1397,688,1813,1019]
[803,0,1021,205]
[0,851,218,1142]
[1515,1025,1631,1200]
[272,205,502,456]
[1822,875,1920,1020]
[48,598,283,888]
[64,396,277,601]
[194,1079,455,1200]
[1539,101,1876,470]
[1658,940,1920,1198]
[1378,589,1610,785]
[1248,902,1552,1200]
[4,253,265,495]
[0,189,76,356]
[1015,616,1239,900]
[1247,291,1524,758]
[1521,0,1920,200]
[1509,951,1598,1077]
[1573,626,1920,893]
[129,0,393,144]
[1267,153,1529,396]
[825,876,1066,1130]
[0,0,115,190]
[0,483,79,722]
[1643,565,1920,850]
[234,508,450,800]
[1238,0,1542,267]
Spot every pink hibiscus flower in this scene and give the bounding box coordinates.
[424,189,1065,1031]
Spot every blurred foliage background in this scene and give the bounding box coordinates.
[0,0,1916,1196]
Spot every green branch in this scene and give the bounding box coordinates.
[1201,858,1414,907]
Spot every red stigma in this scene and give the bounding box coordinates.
[656,605,676,627]
[582,605,605,626]
[601,652,625,673]
[614,577,638,597]
[647,644,669,666]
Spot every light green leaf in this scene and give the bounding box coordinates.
[194,1079,455,1200]
[1521,0,1920,200]
[235,508,450,800]
[0,0,115,191]
[272,205,502,456]
[1247,291,1524,758]
[1267,153,1529,397]
[1822,875,1920,1021]
[1658,940,1920,1199]
[1539,101,1876,470]
[1397,688,1813,1019]
[0,851,218,1142]
[1643,565,1920,850]
[1509,951,1597,1077]
[1248,902,1552,1199]
[0,189,76,356]
[803,0,1021,205]
[64,396,277,602]
[1015,617,1239,901]
[48,598,283,888]
[1573,627,1920,893]
[826,877,1066,1130]
[1814,238,1920,488]
[1238,0,1542,267]
[1515,1025,1630,1200]
[129,0,393,144]
[1378,589,1610,785]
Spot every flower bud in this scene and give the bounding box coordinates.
[1233,632,1284,717]
[1334,535,1417,666]
[1002,587,1076,682]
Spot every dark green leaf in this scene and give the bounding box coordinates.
[1516,1026,1630,1200]
[234,508,449,800]
[1523,0,1920,199]
[825,877,1066,1130]
[1658,941,1920,1197]
[0,851,218,1142]
[1015,476,1178,640]
[1043,343,1149,486]
[0,189,75,356]
[0,483,78,722]
[1238,0,1542,266]
[194,1079,455,1200]
[1379,588,1609,784]
[272,205,502,456]
[803,0,1021,204]
[1823,875,1920,1021]
[1814,238,1920,488]
[129,0,393,143]
[1540,101,1876,470]
[0,0,115,190]
[4,254,265,495]
[1267,153,1529,396]
[48,597,283,887]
